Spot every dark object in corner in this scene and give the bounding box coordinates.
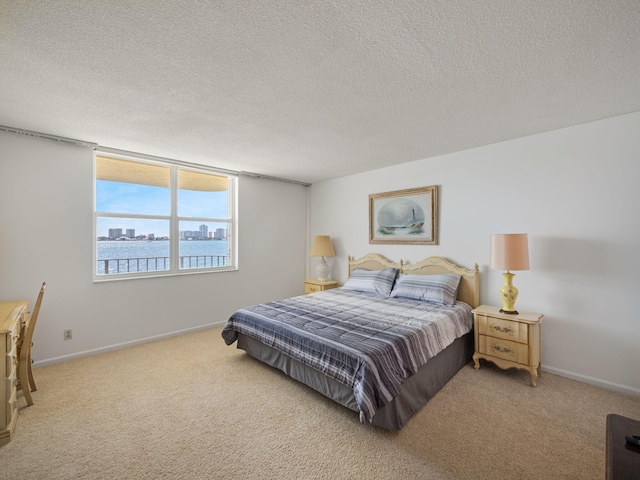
[606,414,640,479]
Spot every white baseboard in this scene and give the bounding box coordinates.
[543,365,640,398]
[35,322,225,367]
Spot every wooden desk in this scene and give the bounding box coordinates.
[606,414,640,479]
[0,300,29,446]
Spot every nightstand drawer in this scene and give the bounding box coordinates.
[304,280,338,294]
[305,283,321,294]
[477,334,529,365]
[477,314,528,344]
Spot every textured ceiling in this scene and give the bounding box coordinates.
[1,1,639,184]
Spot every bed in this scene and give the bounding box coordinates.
[222,254,480,430]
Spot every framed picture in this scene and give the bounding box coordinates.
[369,185,438,245]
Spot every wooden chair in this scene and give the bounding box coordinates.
[17,282,46,406]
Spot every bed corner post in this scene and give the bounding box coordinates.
[473,263,480,308]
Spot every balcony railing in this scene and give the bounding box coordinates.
[97,255,227,275]
[179,255,227,269]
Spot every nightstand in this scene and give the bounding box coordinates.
[304,279,339,294]
[471,305,544,387]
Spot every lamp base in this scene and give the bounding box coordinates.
[316,256,330,282]
[498,272,520,315]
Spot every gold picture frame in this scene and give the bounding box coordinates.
[369,185,438,245]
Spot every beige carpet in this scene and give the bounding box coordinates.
[1,327,638,480]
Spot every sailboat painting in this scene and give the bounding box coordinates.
[369,185,438,245]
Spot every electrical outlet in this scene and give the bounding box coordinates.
[63,329,72,340]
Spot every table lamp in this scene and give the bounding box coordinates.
[490,233,530,314]
[310,235,335,281]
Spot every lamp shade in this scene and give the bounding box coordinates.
[490,234,530,271]
[310,235,335,257]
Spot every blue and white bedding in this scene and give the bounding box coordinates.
[221,288,473,424]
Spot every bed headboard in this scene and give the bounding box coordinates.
[348,254,480,308]
[348,253,400,274]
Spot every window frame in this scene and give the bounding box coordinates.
[93,152,238,282]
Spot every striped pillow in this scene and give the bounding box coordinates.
[390,273,461,305]
[342,268,398,297]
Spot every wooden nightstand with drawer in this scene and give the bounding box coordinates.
[471,305,544,387]
[304,280,339,294]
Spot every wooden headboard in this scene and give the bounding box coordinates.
[348,253,480,308]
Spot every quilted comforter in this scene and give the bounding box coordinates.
[221,288,473,423]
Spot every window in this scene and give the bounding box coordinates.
[94,154,236,280]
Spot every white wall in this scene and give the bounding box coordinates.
[0,132,308,363]
[309,111,640,396]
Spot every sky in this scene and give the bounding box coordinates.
[96,180,229,238]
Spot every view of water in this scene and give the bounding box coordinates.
[96,240,228,275]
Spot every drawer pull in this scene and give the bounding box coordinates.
[490,324,514,335]
[491,343,515,356]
